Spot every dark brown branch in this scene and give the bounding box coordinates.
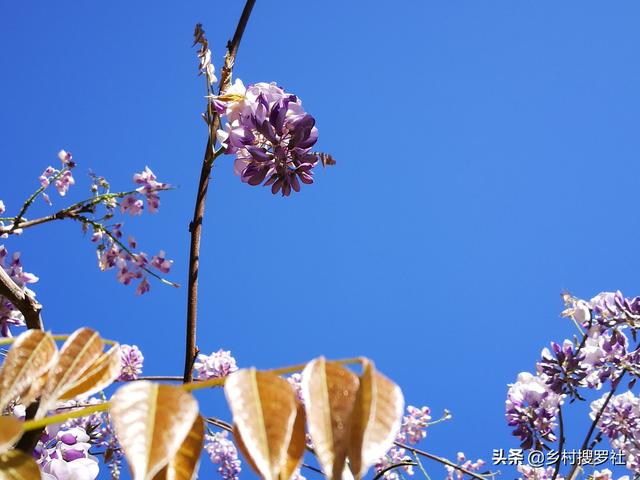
[372,461,418,480]
[0,264,43,330]
[183,0,256,383]
[551,404,565,480]
[566,371,625,480]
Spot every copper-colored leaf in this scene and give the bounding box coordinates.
[110,381,199,480]
[38,328,104,414]
[279,403,306,480]
[348,360,404,479]
[0,417,23,454]
[225,369,299,480]
[0,449,41,479]
[0,330,57,411]
[59,344,122,401]
[152,415,204,480]
[301,358,360,480]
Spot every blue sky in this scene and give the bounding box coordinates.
[2,1,640,478]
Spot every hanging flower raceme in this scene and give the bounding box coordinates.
[215,80,320,196]
[0,245,39,337]
[505,372,562,450]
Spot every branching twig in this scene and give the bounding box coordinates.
[183,0,256,383]
[11,167,70,231]
[394,442,492,480]
[372,461,418,480]
[566,371,626,480]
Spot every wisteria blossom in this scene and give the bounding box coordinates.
[193,349,238,380]
[215,80,320,196]
[505,371,561,450]
[375,405,437,479]
[39,150,76,198]
[445,452,486,480]
[397,405,432,444]
[0,245,38,337]
[205,431,242,480]
[517,465,563,480]
[36,427,99,480]
[118,344,144,380]
[591,391,640,473]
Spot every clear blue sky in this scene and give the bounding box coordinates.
[2,1,640,479]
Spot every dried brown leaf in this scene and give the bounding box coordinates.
[0,417,22,454]
[0,330,57,411]
[301,358,360,480]
[348,360,404,479]
[38,328,104,414]
[110,381,199,480]
[0,449,41,479]
[152,415,204,480]
[279,403,306,480]
[59,344,121,401]
[225,369,299,480]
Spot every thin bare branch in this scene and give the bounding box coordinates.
[184,0,256,383]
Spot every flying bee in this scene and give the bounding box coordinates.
[314,152,336,168]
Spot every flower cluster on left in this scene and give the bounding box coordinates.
[0,151,177,337]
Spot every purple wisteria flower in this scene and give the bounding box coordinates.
[0,246,38,337]
[216,80,320,196]
[563,291,640,329]
[118,344,144,380]
[445,452,486,480]
[193,349,238,380]
[287,373,304,403]
[537,339,587,397]
[39,150,76,198]
[505,372,561,450]
[133,166,170,213]
[591,391,640,473]
[205,431,242,480]
[375,405,435,479]
[396,405,432,444]
[374,446,414,480]
[36,427,99,480]
[517,465,563,480]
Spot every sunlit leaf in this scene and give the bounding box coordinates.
[279,403,306,480]
[0,417,22,454]
[225,369,299,480]
[348,360,404,479]
[152,415,204,480]
[233,402,306,480]
[0,449,41,479]
[110,381,199,480]
[58,344,122,401]
[301,358,360,480]
[0,329,57,411]
[38,328,104,414]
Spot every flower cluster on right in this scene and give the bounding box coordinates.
[506,291,640,479]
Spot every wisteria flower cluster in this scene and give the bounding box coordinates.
[506,290,640,477]
[506,372,561,450]
[0,245,38,336]
[39,150,76,203]
[193,349,238,380]
[445,452,486,480]
[117,344,144,381]
[375,405,444,480]
[215,80,320,196]
[205,431,242,480]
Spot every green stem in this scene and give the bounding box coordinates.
[73,215,180,288]
[12,167,70,230]
[0,334,118,347]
